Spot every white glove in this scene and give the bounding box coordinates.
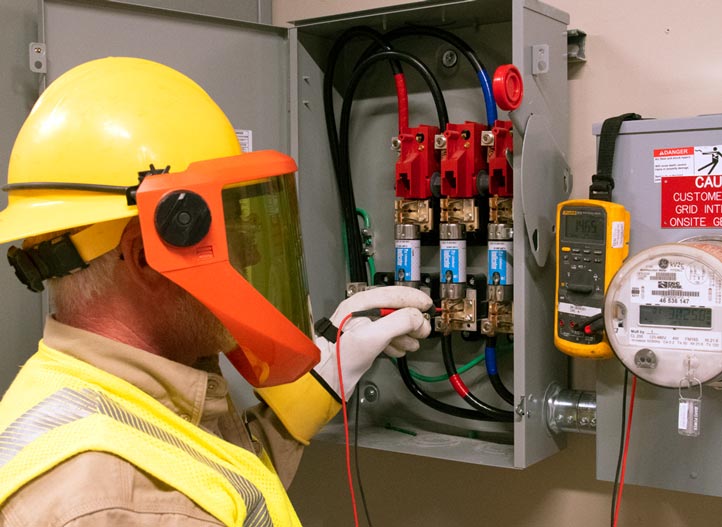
[313,286,433,400]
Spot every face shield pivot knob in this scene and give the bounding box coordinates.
[154,190,211,247]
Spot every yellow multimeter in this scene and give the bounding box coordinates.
[554,199,630,358]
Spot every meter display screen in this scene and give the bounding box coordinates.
[639,305,712,329]
[563,214,604,242]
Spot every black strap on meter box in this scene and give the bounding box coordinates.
[589,113,642,202]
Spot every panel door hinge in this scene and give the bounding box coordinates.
[516,395,529,418]
[567,29,587,63]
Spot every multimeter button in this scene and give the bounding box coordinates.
[583,249,591,254]
[563,255,570,261]
[594,258,602,263]
[573,256,581,262]
[567,283,594,294]
[593,250,603,255]
[572,248,581,253]
[561,246,571,252]
[583,258,591,263]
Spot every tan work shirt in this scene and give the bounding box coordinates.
[0,317,303,526]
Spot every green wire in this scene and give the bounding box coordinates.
[366,256,376,284]
[356,207,371,228]
[391,352,486,383]
[356,207,374,286]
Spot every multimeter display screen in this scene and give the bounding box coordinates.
[563,214,604,241]
[639,305,712,328]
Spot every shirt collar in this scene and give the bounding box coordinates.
[42,316,228,425]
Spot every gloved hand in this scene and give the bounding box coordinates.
[313,286,433,400]
[255,286,433,445]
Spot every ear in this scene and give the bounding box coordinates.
[118,218,166,290]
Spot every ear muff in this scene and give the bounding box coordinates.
[154,190,211,247]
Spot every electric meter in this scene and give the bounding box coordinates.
[604,238,722,387]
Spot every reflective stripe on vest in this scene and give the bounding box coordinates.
[0,343,302,527]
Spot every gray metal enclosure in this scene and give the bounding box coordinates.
[292,0,570,470]
[39,0,570,470]
[596,115,722,497]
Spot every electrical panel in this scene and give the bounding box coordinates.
[39,0,570,469]
[596,115,722,496]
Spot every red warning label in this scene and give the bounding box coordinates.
[653,146,694,181]
[654,147,695,157]
[661,176,722,228]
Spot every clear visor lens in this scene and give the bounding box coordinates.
[222,173,312,339]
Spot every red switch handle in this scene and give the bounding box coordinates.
[493,64,524,111]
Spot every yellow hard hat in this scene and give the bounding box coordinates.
[0,57,241,246]
[1,57,319,386]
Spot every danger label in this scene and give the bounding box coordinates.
[653,144,722,183]
[655,143,722,228]
[653,146,694,182]
[661,176,722,228]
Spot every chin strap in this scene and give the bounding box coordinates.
[8,235,86,292]
[7,218,131,292]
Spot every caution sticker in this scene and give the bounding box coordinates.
[655,144,722,228]
[661,177,722,228]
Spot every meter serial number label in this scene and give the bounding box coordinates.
[628,328,722,350]
[630,259,722,306]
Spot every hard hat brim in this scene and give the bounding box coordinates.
[0,191,137,245]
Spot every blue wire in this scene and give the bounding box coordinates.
[485,344,498,376]
[477,70,498,125]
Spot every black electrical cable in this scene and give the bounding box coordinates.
[356,25,497,125]
[324,30,405,523]
[336,50,447,283]
[353,388,373,527]
[323,26,401,174]
[611,368,630,527]
[485,337,514,406]
[396,356,496,421]
[323,27,402,283]
[339,50,449,145]
[441,334,515,422]
[389,26,484,72]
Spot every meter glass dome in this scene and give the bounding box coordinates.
[604,240,722,387]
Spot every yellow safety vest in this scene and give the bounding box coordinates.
[0,341,302,527]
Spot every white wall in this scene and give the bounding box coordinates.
[275,1,722,525]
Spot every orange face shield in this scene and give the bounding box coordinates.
[135,150,319,387]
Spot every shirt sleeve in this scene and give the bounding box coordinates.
[241,399,305,489]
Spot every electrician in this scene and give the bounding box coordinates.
[0,57,432,526]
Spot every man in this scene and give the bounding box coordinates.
[0,57,432,526]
